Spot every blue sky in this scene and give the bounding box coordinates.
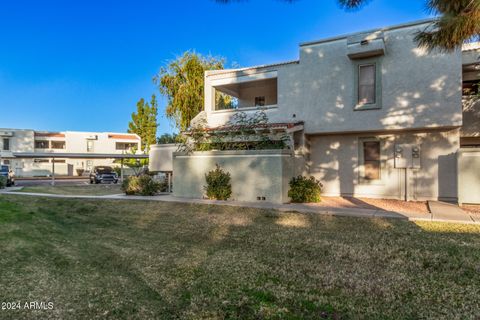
[0,0,431,135]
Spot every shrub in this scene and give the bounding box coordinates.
[288,176,323,203]
[112,166,122,177]
[122,174,161,196]
[204,164,232,200]
[76,169,85,176]
[0,176,6,189]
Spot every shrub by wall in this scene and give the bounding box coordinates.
[0,176,6,189]
[288,176,323,203]
[204,164,232,200]
[122,174,161,196]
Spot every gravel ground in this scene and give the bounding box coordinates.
[317,196,430,215]
[461,205,480,216]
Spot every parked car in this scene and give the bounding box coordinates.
[89,166,118,184]
[0,165,15,187]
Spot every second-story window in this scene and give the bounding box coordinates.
[87,140,94,152]
[2,138,10,151]
[51,141,66,149]
[35,140,49,149]
[358,64,376,105]
[116,142,138,151]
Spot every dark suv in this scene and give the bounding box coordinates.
[89,166,118,184]
[0,165,15,187]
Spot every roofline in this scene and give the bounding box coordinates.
[300,18,436,47]
[206,60,299,77]
[0,128,140,139]
[11,152,149,159]
[462,42,480,52]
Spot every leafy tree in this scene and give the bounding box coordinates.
[217,0,480,51]
[114,147,149,176]
[157,133,178,144]
[128,95,158,152]
[153,51,224,131]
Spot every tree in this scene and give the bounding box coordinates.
[128,94,158,152]
[153,51,225,131]
[218,0,480,51]
[157,133,178,144]
[114,147,149,176]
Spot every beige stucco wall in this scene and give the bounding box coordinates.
[173,150,297,203]
[308,129,459,202]
[204,21,462,135]
[149,144,176,172]
[458,148,480,204]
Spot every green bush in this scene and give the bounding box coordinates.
[112,166,122,177]
[288,176,323,203]
[204,164,232,200]
[122,174,161,196]
[0,176,6,189]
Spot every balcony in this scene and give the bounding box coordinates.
[212,78,278,112]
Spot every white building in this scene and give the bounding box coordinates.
[0,128,141,177]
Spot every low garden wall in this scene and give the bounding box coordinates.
[149,144,177,172]
[173,150,299,203]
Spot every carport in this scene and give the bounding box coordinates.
[11,152,149,186]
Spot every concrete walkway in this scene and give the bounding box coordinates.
[1,189,478,225]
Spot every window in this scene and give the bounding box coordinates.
[255,96,265,107]
[358,64,376,105]
[3,160,10,165]
[2,138,10,151]
[34,159,49,163]
[362,141,381,180]
[35,140,49,149]
[354,59,382,110]
[51,141,65,149]
[87,140,94,152]
[116,142,138,151]
[52,159,66,163]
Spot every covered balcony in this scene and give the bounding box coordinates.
[213,77,277,111]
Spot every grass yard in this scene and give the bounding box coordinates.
[0,195,479,319]
[18,184,122,196]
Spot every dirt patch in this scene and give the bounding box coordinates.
[317,196,430,215]
[461,205,480,217]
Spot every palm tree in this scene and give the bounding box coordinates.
[217,0,480,51]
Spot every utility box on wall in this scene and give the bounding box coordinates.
[394,144,421,169]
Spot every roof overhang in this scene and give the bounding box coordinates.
[10,152,149,159]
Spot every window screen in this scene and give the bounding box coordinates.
[35,140,49,149]
[2,138,10,151]
[358,64,376,105]
[363,141,380,180]
[51,141,65,149]
[255,96,265,107]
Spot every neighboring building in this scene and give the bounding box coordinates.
[0,129,141,176]
[170,19,480,203]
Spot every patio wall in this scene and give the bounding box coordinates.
[173,150,299,203]
[458,148,480,204]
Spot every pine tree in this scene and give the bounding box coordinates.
[128,95,158,152]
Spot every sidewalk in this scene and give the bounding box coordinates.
[1,189,478,224]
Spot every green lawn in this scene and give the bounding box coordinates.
[1,195,479,319]
[18,184,122,196]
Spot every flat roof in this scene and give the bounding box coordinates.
[11,152,149,159]
[299,18,435,47]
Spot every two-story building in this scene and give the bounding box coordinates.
[0,129,141,176]
[171,19,480,203]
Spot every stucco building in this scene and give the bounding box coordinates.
[0,129,141,176]
[163,20,480,204]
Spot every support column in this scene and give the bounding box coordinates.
[120,158,124,182]
[51,158,55,186]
